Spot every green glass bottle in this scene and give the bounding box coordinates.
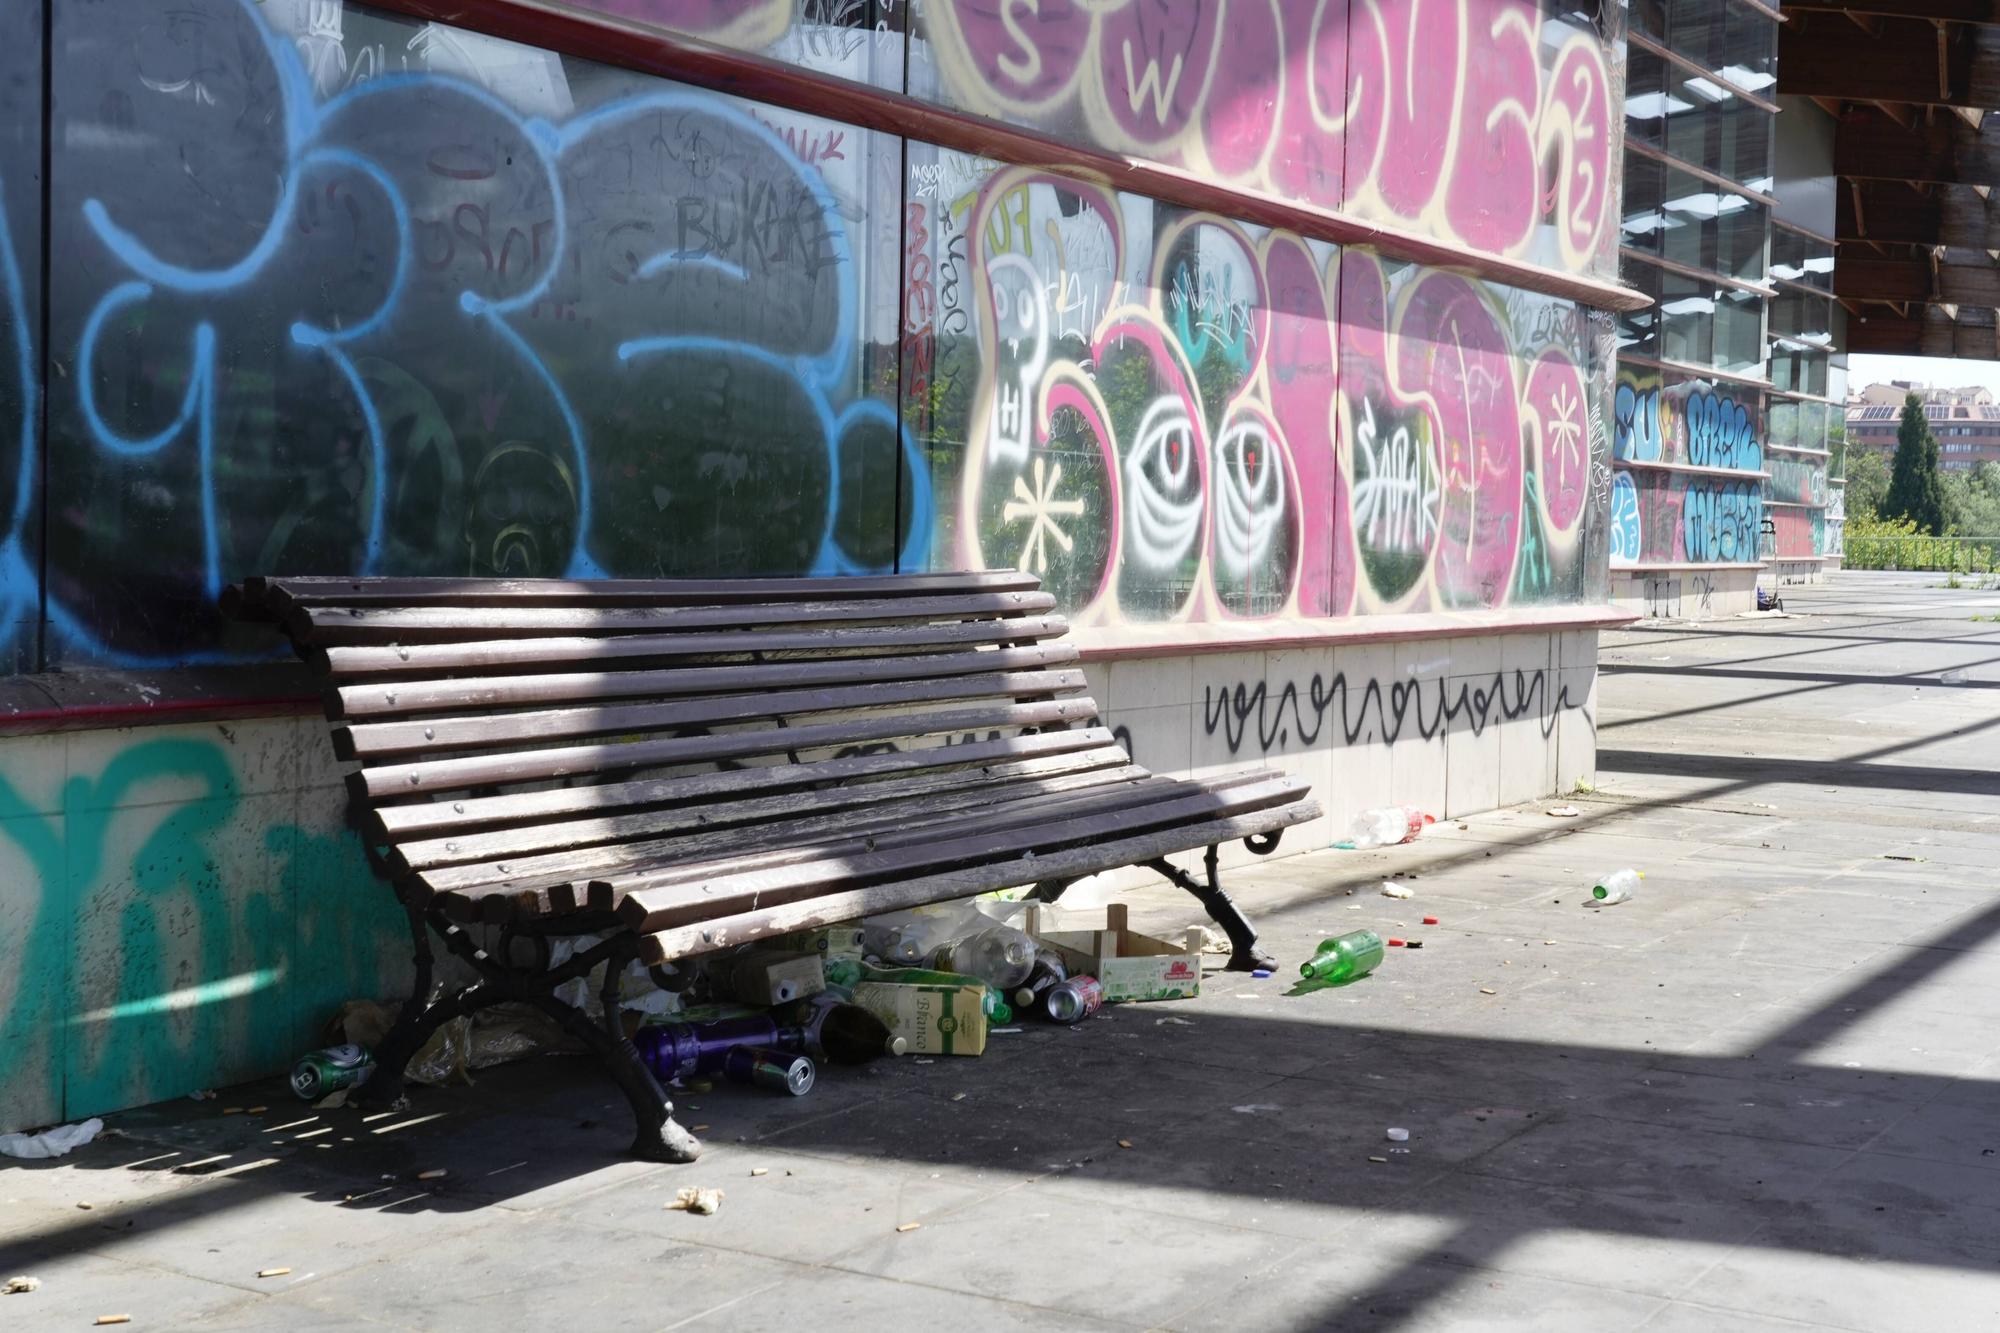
[1299,929,1386,984]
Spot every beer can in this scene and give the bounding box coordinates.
[288,1043,376,1101]
[722,1045,816,1097]
[1041,975,1104,1023]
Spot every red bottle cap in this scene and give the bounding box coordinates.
[1422,916,1439,925]
[1387,937,1406,947]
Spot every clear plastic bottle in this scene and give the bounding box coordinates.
[1299,929,1386,984]
[931,923,1036,991]
[1589,869,1642,906]
[1344,806,1433,849]
[1013,949,1069,1010]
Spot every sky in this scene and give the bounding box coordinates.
[1849,353,2000,398]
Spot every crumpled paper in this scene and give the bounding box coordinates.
[0,1118,103,1160]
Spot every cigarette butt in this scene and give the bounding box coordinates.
[1367,1156,1388,1164]
[1118,1139,1133,1149]
[246,1106,267,1115]
[223,1107,243,1115]
[1479,987,1497,995]
[692,1124,710,1132]
[258,1267,292,1278]
[416,1169,448,1181]
[895,1222,921,1233]
[749,1168,768,1177]
[96,1318,132,1327]
[75,1202,92,1210]
[951,1093,966,1102]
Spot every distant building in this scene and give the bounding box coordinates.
[1847,387,2000,470]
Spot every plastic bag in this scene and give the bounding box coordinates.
[0,1118,103,1159]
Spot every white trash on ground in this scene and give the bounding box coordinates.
[0,1118,104,1160]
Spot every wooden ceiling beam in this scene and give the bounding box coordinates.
[1835,104,2000,185]
[1836,252,2000,305]
[1846,308,2000,356]
[1779,14,1996,106]
[1784,0,2000,23]
[1836,180,2000,247]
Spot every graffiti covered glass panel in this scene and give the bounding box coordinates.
[46,0,912,666]
[914,159,1613,625]
[0,2,40,674]
[910,0,1622,280]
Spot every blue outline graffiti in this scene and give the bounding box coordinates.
[53,0,927,664]
[0,172,37,636]
[1607,469,1639,567]
[1684,389,1761,473]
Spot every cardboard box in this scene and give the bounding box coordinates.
[850,981,988,1056]
[1024,903,1203,1003]
[727,950,826,1006]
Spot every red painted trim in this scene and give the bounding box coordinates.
[1074,606,1637,662]
[0,695,318,736]
[366,0,1648,314]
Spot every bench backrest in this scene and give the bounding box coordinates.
[228,571,1106,915]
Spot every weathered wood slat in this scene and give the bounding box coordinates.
[615,775,1311,934]
[370,726,1116,838]
[332,642,1079,719]
[251,570,1037,609]
[428,763,1158,900]
[292,590,1056,644]
[351,697,1099,797]
[317,615,1071,679]
[635,802,1320,963]
[335,667,1085,759]
[583,769,1280,915]
[401,744,1134,874]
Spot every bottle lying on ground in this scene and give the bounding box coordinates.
[1299,929,1386,984]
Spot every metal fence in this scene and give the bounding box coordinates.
[1843,535,2000,573]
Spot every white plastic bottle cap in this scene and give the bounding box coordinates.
[1386,1127,1409,1142]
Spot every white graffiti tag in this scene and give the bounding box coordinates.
[1001,455,1085,574]
[1124,397,1204,570]
[1350,399,1439,554]
[1212,414,1286,577]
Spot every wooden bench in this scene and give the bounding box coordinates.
[227,571,1319,1161]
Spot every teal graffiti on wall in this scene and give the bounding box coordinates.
[0,731,402,1126]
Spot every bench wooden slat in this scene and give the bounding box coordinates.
[583,769,1280,915]
[370,726,1117,838]
[423,762,1155,898]
[332,642,1079,719]
[352,697,1099,797]
[613,774,1311,933]
[247,570,1039,611]
[635,801,1320,963]
[291,591,1057,644]
[334,667,1085,759]
[316,615,1072,679]
[400,743,1134,874]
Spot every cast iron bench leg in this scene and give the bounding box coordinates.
[1145,846,1278,972]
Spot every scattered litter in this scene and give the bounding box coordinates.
[666,1187,724,1215]
[1751,802,1776,810]
[2,1276,39,1295]
[0,1117,103,1160]
[1547,805,1581,818]
[1193,925,1232,955]
[1479,988,1497,996]
[1380,882,1415,900]
[1422,916,1439,925]
[749,1168,769,1177]
[692,1124,711,1132]
[258,1268,292,1279]
[1407,940,1424,949]
[895,1222,922,1233]
[1347,904,1364,910]
[951,1092,967,1102]
[74,1202,91,1211]
[96,1318,131,1327]
[989,1028,1023,1035]
[1155,1016,1195,1027]
[1880,854,1926,863]
[1387,938,1406,947]
[246,1106,267,1115]
[1250,968,1272,978]
[416,1169,448,1181]
[1587,869,1641,907]
[188,1089,215,1102]
[1118,1139,1134,1149]
[1386,1127,1409,1142]
[1344,806,1434,849]
[223,1107,244,1115]
[1367,1155,1388,1164]
[1232,1104,1282,1115]
[1543,940,1556,946]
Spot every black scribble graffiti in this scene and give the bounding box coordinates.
[1200,666,1580,757]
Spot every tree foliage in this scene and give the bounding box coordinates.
[1885,393,1947,535]
[1843,446,1889,522]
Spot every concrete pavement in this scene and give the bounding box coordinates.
[5,571,2000,1331]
